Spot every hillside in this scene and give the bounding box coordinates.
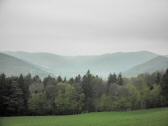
[0,53,49,77]
[125,56,168,76]
[5,51,157,77]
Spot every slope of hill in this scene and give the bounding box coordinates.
[5,51,158,77]
[0,53,49,77]
[125,56,168,76]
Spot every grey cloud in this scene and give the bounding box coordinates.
[0,0,168,55]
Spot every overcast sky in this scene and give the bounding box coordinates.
[0,0,168,55]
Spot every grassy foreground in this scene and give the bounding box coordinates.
[0,108,168,126]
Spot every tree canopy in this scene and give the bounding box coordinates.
[0,69,168,116]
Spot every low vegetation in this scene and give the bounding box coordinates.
[0,108,168,126]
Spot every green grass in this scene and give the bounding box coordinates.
[0,108,168,126]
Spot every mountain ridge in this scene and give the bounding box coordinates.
[125,55,168,76]
[3,51,159,78]
[0,53,50,77]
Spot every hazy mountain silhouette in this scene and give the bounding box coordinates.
[0,53,49,77]
[125,56,168,76]
[4,51,158,77]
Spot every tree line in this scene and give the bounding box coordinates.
[0,69,168,116]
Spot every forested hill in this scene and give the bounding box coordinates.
[0,53,49,77]
[4,51,158,77]
[125,56,168,76]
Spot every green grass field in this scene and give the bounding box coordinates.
[0,108,168,126]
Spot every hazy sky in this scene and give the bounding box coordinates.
[0,0,168,55]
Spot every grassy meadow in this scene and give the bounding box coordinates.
[0,108,168,126]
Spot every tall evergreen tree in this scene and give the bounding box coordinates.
[160,69,168,106]
[0,73,6,115]
[107,73,117,84]
[82,70,95,112]
[117,73,123,85]
[57,76,62,82]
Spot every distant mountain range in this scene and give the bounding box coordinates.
[125,56,168,76]
[0,53,49,77]
[0,51,167,78]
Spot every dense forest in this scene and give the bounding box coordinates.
[0,70,168,116]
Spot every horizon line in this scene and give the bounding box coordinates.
[1,50,164,57]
